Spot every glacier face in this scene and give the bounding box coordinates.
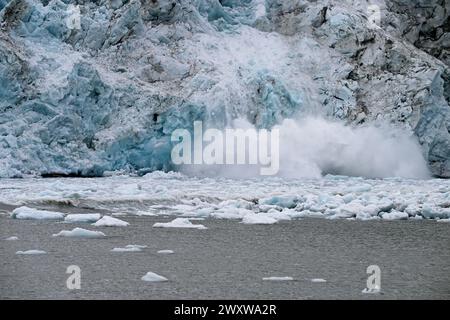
[0,0,449,178]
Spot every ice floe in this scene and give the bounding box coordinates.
[65,213,101,223]
[111,245,147,252]
[92,216,129,227]
[310,278,327,283]
[16,250,46,255]
[5,236,19,241]
[52,227,106,238]
[141,272,168,282]
[11,206,65,220]
[157,250,174,254]
[153,218,207,230]
[262,277,294,281]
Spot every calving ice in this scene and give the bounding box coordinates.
[171,121,280,175]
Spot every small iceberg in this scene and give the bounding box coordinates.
[5,236,19,241]
[111,245,147,252]
[157,250,174,254]
[153,218,207,230]
[16,250,46,255]
[141,272,168,282]
[65,214,101,223]
[262,277,294,281]
[11,206,65,220]
[52,227,106,238]
[92,216,129,227]
[311,278,327,283]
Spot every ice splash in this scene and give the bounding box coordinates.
[179,117,430,179]
[277,117,430,179]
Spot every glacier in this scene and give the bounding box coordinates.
[0,0,449,178]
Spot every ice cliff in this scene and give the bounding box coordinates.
[0,0,449,178]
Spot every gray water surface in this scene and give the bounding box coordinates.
[1,214,449,299]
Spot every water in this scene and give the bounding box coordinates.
[0,174,449,299]
[1,215,449,299]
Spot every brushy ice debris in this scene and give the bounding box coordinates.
[157,250,174,254]
[242,213,278,225]
[11,207,65,220]
[65,213,101,223]
[111,245,147,252]
[5,236,19,241]
[381,211,409,221]
[259,195,301,209]
[16,250,46,255]
[141,272,168,282]
[92,216,129,227]
[153,218,207,229]
[52,227,106,238]
[311,278,327,283]
[262,277,294,281]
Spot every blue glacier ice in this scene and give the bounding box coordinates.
[0,0,449,178]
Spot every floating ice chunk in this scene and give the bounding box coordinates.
[16,250,46,255]
[157,250,174,254]
[141,272,168,282]
[262,277,294,281]
[259,195,300,208]
[311,278,327,283]
[111,245,146,252]
[5,236,19,241]
[11,206,65,220]
[211,207,253,219]
[381,211,409,220]
[52,227,106,238]
[421,206,449,219]
[92,216,129,227]
[437,218,450,223]
[153,218,207,229]
[242,213,278,225]
[65,213,101,223]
